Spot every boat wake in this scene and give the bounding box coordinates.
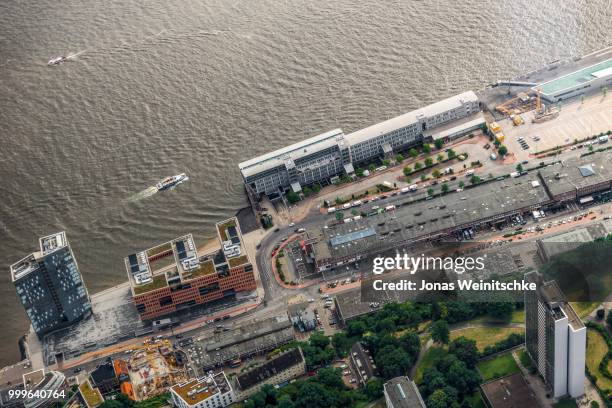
[126,186,158,203]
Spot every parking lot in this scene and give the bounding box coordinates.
[499,92,612,159]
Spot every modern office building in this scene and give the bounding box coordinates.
[535,58,612,103]
[170,372,235,408]
[10,232,92,339]
[126,217,256,320]
[383,376,426,408]
[525,272,586,398]
[239,91,481,198]
[233,348,305,401]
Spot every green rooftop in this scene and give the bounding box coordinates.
[133,274,168,295]
[539,59,612,95]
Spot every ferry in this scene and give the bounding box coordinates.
[47,56,68,66]
[156,173,188,191]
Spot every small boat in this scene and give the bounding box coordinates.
[156,173,188,191]
[47,56,68,66]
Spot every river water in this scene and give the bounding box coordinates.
[0,0,610,365]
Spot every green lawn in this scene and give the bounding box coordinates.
[414,346,446,384]
[471,309,525,325]
[450,326,524,351]
[477,352,520,381]
[552,398,578,408]
[586,328,612,392]
[517,348,534,370]
[465,392,486,408]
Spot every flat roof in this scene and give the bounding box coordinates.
[480,373,540,408]
[383,377,426,408]
[238,128,344,178]
[172,372,231,405]
[539,58,612,95]
[236,348,304,390]
[126,217,249,295]
[345,91,478,145]
[10,231,71,282]
[538,151,612,198]
[316,176,550,262]
[426,114,485,141]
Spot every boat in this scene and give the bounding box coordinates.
[156,173,188,191]
[47,56,68,66]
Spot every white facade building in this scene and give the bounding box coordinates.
[170,372,235,408]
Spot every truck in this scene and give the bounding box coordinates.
[465,170,474,177]
[409,184,418,191]
[327,207,336,213]
[599,135,609,144]
[342,203,351,210]
[400,187,410,194]
[352,200,362,207]
[510,172,520,178]
[382,181,393,189]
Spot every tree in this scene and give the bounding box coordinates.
[414,161,423,170]
[382,159,391,167]
[487,302,514,322]
[355,168,365,177]
[368,163,376,172]
[435,139,444,149]
[310,332,330,349]
[498,145,508,156]
[423,144,432,154]
[294,382,340,408]
[403,166,412,177]
[432,169,441,178]
[398,332,421,361]
[516,164,523,173]
[375,345,412,379]
[437,154,445,162]
[302,186,313,197]
[286,191,300,204]
[364,378,383,399]
[427,188,434,197]
[395,153,404,163]
[447,149,456,159]
[449,337,479,368]
[430,320,450,344]
[277,395,295,408]
[409,148,419,159]
[335,196,342,204]
[607,310,612,330]
[458,181,465,188]
[335,211,344,221]
[312,184,321,193]
[591,401,600,408]
[470,175,481,185]
[441,183,449,193]
[425,157,434,167]
[427,389,453,408]
[596,309,605,320]
[351,209,359,216]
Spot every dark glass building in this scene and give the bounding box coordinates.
[10,232,92,339]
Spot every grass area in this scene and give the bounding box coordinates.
[470,309,525,325]
[79,381,103,408]
[228,254,249,268]
[517,348,534,370]
[511,309,525,324]
[586,328,612,391]
[184,259,216,279]
[133,274,168,295]
[569,302,600,318]
[477,352,520,381]
[414,346,446,384]
[450,326,524,351]
[552,398,579,408]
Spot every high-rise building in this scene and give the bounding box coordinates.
[10,232,92,339]
[126,217,256,320]
[525,272,586,398]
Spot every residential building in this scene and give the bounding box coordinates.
[90,362,119,395]
[525,272,586,398]
[239,91,480,198]
[287,302,317,332]
[10,232,92,339]
[126,218,256,320]
[480,373,540,408]
[383,376,426,408]
[349,342,377,386]
[233,348,305,401]
[171,372,234,408]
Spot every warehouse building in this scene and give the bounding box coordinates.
[536,58,612,103]
[126,218,256,320]
[239,91,480,198]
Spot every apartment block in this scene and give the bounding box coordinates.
[126,218,256,320]
[10,232,92,339]
[171,372,234,408]
[525,272,586,398]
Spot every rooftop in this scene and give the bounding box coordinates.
[238,128,345,178]
[10,231,71,282]
[538,58,612,95]
[79,380,104,408]
[345,91,478,145]
[235,348,304,390]
[538,151,612,198]
[526,272,584,330]
[172,372,231,405]
[126,217,250,296]
[480,373,540,408]
[383,376,426,408]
